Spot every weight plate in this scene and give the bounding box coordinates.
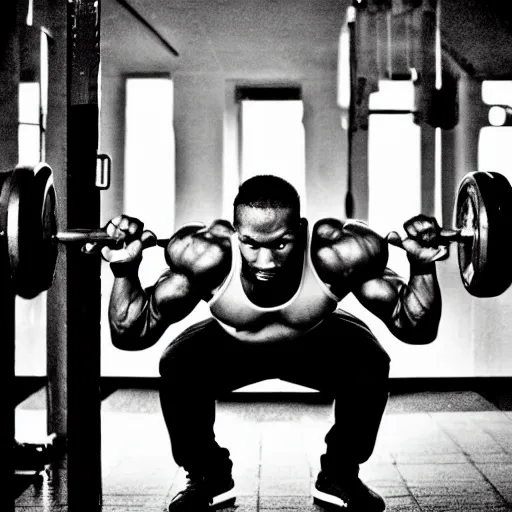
[0,172,13,270]
[455,171,512,298]
[6,164,58,299]
[34,163,58,294]
[7,166,36,298]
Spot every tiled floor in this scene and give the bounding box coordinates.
[15,388,512,511]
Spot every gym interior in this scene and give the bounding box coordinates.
[2,0,512,511]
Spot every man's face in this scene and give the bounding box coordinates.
[236,206,303,283]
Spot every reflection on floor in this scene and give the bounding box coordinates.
[15,387,512,511]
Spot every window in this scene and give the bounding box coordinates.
[238,87,306,209]
[101,77,175,377]
[124,77,175,285]
[18,82,41,165]
[479,81,512,182]
[368,80,421,276]
[16,31,49,376]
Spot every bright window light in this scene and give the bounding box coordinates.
[17,77,45,376]
[479,127,512,182]
[18,124,40,166]
[125,77,175,284]
[18,82,39,124]
[482,81,512,107]
[480,81,512,184]
[368,113,421,276]
[368,80,425,276]
[125,78,175,230]
[18,82,41,166]
[369,80,415,111]
[240,100,306,207]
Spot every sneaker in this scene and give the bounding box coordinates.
[14,440,50,476]
[312,471,385,511]
[168,472,236,511]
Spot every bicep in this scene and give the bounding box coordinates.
[152,269,203,324]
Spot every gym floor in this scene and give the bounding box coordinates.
[14,385,512,511]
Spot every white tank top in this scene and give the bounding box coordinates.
[208,225,340,343]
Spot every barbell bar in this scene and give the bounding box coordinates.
[2,163,512,300]
[387,227,474,247]
[54,229,171,248]
[54,225,472,247]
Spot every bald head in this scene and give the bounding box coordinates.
[233,175,301,228]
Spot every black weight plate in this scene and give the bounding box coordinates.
[0,171,13,269]
[34,163,58,294]
[455,171,512,298]
[6,166,38,298]
[7,164,58,299]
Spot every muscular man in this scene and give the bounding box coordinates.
[104,175,446,512]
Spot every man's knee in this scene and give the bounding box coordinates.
[347,335,391,384]
[371,349,391,380]
[159,318,216,378]
[351,328,391,381]
[159,341,180,378]
[337,343,390,391]
[358,349,390,395]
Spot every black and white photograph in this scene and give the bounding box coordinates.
[3,0,512,511]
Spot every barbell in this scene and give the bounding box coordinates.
[392,169,512,298]
[0,163,173,299]
[1,163,512,300]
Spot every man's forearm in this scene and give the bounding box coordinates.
[390,263,442,344]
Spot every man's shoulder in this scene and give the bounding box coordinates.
[208,218,235,234]
[312,217,369,228]
[165,219,234,279]
[311,217,377,238]
[174,219,234,237]
[312,217,343,232]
